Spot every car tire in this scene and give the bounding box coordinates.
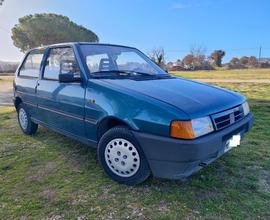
[17,103,38,135]
[98,126,151,185]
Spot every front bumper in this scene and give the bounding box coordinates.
[132,113,253,180]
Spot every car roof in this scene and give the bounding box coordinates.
[28,42,137,52]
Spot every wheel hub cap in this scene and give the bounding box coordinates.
[19,108,28,130]
[105,138,140,177]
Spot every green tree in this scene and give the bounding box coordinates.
[211,50,225,67]
[11,13,99,52]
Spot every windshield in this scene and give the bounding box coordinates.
[80,44,167,77]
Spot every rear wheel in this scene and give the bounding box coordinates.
[17,103,38,135]
[98,126,151,185]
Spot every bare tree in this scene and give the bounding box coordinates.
[183,45,212,70]
[189,44,206,57]
[190,45,209,69]
[148,47,166,68]
[0,0,4,6]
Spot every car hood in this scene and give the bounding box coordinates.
[100,77,245,118]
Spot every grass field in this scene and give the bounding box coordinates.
[171,68,270,79]
[0,75,14,83]
[0,73,270,219]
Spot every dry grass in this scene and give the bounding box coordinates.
[0,75,14,83]
[171,68,270,79]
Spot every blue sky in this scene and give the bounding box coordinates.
[0,0,269,62]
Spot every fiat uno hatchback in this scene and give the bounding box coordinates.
[13,43,253,185]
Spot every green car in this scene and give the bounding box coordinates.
[14,42,253,185]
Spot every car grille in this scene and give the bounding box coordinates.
[211,105,244,130]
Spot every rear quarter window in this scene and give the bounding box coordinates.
[19,50,44,78]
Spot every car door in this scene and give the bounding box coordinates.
[15,49,44,118]
[35,46,86,138]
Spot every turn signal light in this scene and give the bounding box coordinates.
[170,121,195,139]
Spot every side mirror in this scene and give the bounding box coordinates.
[59,72,78,82]
[59,60,81,83]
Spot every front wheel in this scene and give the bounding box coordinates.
[17,103,38,135]
[98,126,151,185]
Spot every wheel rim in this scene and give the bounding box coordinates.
[19,108,28,130]
[104,138,140,177]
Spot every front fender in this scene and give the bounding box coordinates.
[85,79,189,140]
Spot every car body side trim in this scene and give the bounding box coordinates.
[38,105,84,121]
[37,104,98,124]
[16,91,36,97]
[85,118,98,125]
[24,101,36,107]
[31,117,97,148]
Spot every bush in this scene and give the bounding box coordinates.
[240,56,249,65]
[258,62,270,68]
[169,65,185,71]
[224,63,246,70]
[182,54,214,70]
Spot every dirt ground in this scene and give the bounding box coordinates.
[0,81,13,106]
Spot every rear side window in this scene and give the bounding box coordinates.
[19,50,44,78]
[43,47,78,80]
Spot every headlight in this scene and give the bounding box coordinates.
[170,116,214,139]
[242,101,250,116]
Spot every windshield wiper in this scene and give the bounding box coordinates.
[91,70,153,78]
